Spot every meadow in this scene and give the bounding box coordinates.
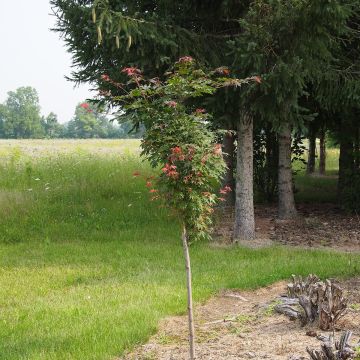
[0,140,358,360]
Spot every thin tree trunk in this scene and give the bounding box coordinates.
[319,129,326,175]
[182,226,195,360]
[221,130,236,206]
[307,131,316,174]
[234,111,255,241]
[278,123,297,219]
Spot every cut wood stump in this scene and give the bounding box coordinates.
[307,330,356,359]
[275,275,348,330]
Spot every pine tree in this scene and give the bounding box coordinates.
[51,0,360,232]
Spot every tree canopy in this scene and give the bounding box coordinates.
[0,87,44,139]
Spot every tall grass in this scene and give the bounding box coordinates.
[0,141,358,360]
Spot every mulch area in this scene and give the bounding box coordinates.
[214,203,360,252]
[122,280,360,360]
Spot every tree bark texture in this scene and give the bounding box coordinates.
[264,126,279,202]
[307,132,316,174]
[182,227,195,360]
[278,123,297,219]
[338,121,354,203]
[355,126,360,170]
[319,129,326,175]
[221,130,236,206]
[234,111,255,241]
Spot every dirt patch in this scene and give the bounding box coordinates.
[122,280,360,360]
[214,204,360,252]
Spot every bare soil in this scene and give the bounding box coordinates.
[122,280,360,360]
[214,203,360,252]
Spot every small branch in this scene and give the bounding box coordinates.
[223,294,249,302]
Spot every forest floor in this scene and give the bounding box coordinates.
[214,203,360,252]
[123,278,360,360]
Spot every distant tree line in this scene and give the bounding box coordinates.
[0,87,143,139]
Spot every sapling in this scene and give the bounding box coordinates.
[97,57,256,359]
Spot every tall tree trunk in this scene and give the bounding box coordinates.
[307,131,316,174]
[234,111,255,241]
[278,123,297,219]
[338,124,354,204]
[355,125,360,170]
[319,128,326,175]
[265,125,279,202]
[221,129,236,206]
[182,226,195,360]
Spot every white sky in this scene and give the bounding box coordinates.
[0,0,93,123]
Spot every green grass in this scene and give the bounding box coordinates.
[294,148,339,203]
[0,141,358,360]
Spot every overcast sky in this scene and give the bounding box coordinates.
[0,0,92,123]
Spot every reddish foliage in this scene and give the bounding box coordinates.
[178,56,194,63]
[121,67,141,76]
[80,102,90,109]
[220,185,232,194]
[213,144,222,156]
[165,100,177,108]
[254,76,262,84]
[195,108,206,114]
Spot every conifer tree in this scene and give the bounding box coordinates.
[51,0,360,233]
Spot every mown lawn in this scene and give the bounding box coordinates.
[0,140,358,360]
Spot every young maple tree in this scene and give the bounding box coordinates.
[97,57,255,359]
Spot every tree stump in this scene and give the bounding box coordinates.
[307,331,356,360]
[275,275,347,330]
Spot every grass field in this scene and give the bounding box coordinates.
[294,148,340,203]
[0,140,358,360]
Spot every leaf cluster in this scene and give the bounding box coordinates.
[98,60,250,240]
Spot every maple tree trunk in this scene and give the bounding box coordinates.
[221,129,236,206]
[234,111,255,241]
[182,226,195,360]
[319,129,326,175]
[278,123,297,219]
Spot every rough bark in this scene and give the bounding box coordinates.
[307,131,316,174]
[319,129,326,175]
[264,126,279,202]
[338,122,354,203]
[278,123,297,219]
[182,226,195,360]
[221,130,236,206]
[355,126,360,170]
[234,111,255,241]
